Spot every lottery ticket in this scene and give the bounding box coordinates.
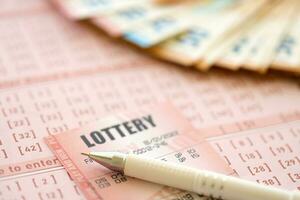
[209,118,300,191]
[0,167,85,199]
[151,0,267,66]
[52,0,141,19]
[2,63,300,178]
[45,103,233,200]
[123,0,234,47]
[2,109,300,199]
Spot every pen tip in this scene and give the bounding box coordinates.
[81,152,90,156]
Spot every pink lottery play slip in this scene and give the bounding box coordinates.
[45,103,233,200]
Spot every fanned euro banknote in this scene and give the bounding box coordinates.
[52,0,300,75]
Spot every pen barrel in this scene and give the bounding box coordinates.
[124,154,300,200]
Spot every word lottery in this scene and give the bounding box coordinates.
[80,115,156,147]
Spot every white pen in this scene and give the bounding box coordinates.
[82,151,300,200]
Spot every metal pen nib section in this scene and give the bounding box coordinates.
[82,152,126,172]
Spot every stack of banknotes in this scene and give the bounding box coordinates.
[52,0,300,74]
